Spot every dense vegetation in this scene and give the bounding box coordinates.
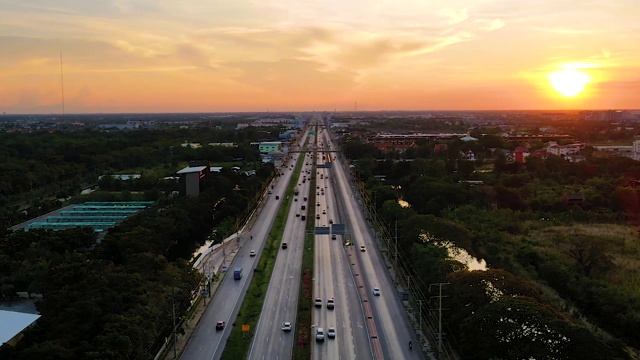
[0,126,279,359]
[344,135,639,359]
[0,126,280,230]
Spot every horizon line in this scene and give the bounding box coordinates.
[1,108,638,116]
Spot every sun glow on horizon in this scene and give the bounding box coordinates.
[548,69,591,97]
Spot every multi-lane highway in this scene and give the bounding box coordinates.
[326,126,423,359]
[182,120,423,360]
[311,133,372,360]
[247,149,313,360]
[180,133,308,360]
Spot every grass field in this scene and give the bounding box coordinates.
[526,223,640,294]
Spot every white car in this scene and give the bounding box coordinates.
[315,327,325,342]
[327,298,335,309]
[250,250,256,257]
[315,297,322,308]
[282,322,292,332]
[327,327,336,339]
[373,287,380,296]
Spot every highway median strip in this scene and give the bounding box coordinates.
[293,126,318,360]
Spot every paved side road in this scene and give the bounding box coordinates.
[163,232,244,360]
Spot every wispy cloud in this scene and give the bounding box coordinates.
[476,18,505,31]
[0,0,639,112]
[439,7,469,25]
[530,26,596,35]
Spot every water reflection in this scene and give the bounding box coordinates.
[439,241,488,271]
[419,231,488,271]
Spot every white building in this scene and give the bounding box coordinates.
[181,142,201,149]
[546,142,585,156]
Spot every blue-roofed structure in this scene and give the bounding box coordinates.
[19,201,153,233]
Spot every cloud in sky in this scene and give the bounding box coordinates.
[0,0,638,113]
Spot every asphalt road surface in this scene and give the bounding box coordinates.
[328,128,423,360]
[247,150,313,360]
[180,132,308,360]
[312,130,372,360]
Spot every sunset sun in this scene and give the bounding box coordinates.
[548,69,591,97]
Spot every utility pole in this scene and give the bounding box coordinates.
[201,260,207,307]
[430,282,450,358]
[60,52,65,117]
[394,220,398,269]
[172,287,177,359]
[417,299,424,337]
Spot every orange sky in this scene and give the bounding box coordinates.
[1,0,639,113]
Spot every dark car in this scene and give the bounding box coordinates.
[216,321,225,331]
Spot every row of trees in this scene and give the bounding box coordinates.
[0,164,274,359]
[0,125,279,359]
[0,126,282,229]
[344,136,639,358]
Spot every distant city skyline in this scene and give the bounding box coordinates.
[1,0,639,114]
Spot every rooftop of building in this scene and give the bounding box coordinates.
[0,310,41,344]
[177,166,207,174]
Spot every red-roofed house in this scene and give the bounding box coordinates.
[514,146,530,163]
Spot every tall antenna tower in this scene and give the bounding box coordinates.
[60,52,65,117]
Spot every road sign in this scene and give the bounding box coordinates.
[242,324,251,332]
[314,226,331,235]
[331,224,346,234]
[314,224,346,235]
